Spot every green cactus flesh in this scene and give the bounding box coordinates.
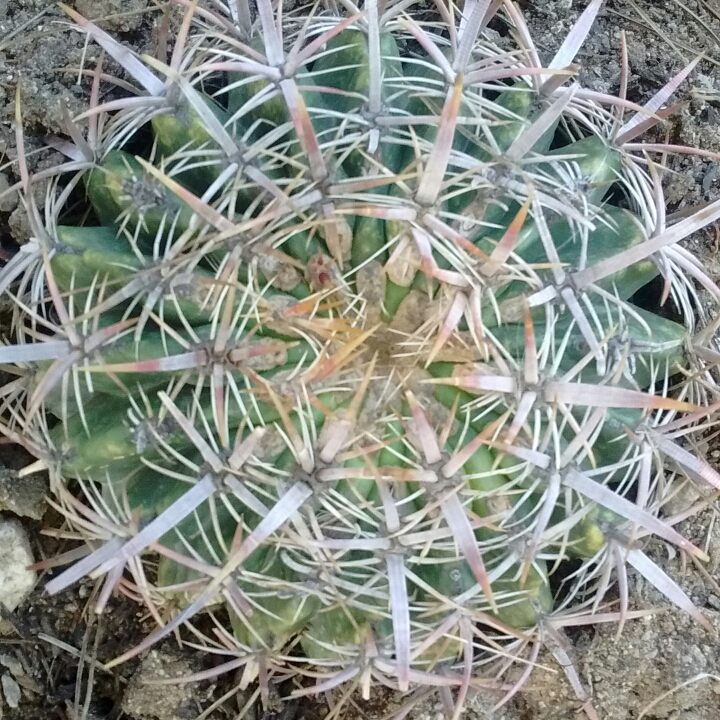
[4,0,720,705]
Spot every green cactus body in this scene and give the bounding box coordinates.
[301,606,375,661]
[4,0,720,712]
[152,94,232,195]
[86,150,196,244]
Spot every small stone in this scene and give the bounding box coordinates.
[0,520,36,612]
[0,468,47,520]
[120,648,196,720]
[0,655,23,677]
[8,206,31,245]
[1,674,20,709]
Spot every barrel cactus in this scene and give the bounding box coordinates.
[3,0,720,713]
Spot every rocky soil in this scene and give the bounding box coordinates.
[0,1,719,718]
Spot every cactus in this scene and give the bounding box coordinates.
[2,0,720,713]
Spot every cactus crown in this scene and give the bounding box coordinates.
[2,0,720,713]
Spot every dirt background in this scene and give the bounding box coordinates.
[1,0,720,719]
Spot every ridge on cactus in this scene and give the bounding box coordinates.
[2,0,720,714]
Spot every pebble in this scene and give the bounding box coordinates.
[121,649,195,720]
[1,674,20,709]
[0,468,47,519]
[0,656,23,677]
[0,520,36,612]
